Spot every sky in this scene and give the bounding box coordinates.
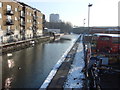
[19,0,120,27]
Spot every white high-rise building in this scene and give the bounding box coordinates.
[50,14,60,22]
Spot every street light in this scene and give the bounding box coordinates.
[88,3,93,33]
[83,18,86,34]
[83,18,86,27]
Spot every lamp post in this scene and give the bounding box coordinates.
[83,18,86,34]
[88,3,93,34]
[83,18,86,27]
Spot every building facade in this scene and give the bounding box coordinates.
[0,0,45,43]
[49,14,59,22]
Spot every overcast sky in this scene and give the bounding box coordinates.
[19,0,119,27]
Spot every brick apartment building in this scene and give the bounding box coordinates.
[0,0,45,43]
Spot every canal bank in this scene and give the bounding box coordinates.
[40,34,85,89]
[0,34,62,55]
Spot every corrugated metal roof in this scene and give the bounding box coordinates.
[93,33,120,37]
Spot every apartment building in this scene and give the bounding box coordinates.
[0,0,45,43]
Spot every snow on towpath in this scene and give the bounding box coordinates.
[64,39,85,88]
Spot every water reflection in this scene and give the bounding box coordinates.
[2,34,79,88]
[7,59,14,69]
[4,76,13,89]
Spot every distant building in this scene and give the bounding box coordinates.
[49,14,59,22]
[72,27,120,34]
[91,27,119,34]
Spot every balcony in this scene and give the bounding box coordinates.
[32,26,38,30]
[33,24,37,28]
[20,21,25,26]
[20,13,25,18]
[6,10,14,15]
[33,21,37,25]
[42,20,46,24]
[6,30,14,36]
[6,19,14,25]
[43,14,45,19]
[20,29,25,35]
[33,15,38,20]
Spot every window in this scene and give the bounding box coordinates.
[27,12,29,15]
[0,2,2,8]
[30,13,31,16]
[0,13,1,18]
[21,11,23,15]
[112,38,120,44]
[27,19,29,22]
[7,26,11,30]
[7,15,11,20]
[7,5,11,11]
[16,35,18,38]
[0,25,1,30]
[21,18,23,22]
[21,27,23,30]
[30,27,32,30]
[21,18,24,24]
[15,8,17,12]
[100,37,110,41]
[15,26,17,30]
[15,17,17,20]
[41,16,42,19]
[38,22,39,24]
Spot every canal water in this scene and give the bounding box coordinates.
[2,34,79,88]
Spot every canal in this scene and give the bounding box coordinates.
[2,34,79,88]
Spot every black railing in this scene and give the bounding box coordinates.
[6,10,14,15]
[6,19,14,25]
[20,30,25,35]
[20,13,25,18]
[42,20,46,24]
[20,22,25,26]
[33,15,38,20]
[6,30,14,35]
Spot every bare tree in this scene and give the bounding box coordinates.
[45,21,73,33]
